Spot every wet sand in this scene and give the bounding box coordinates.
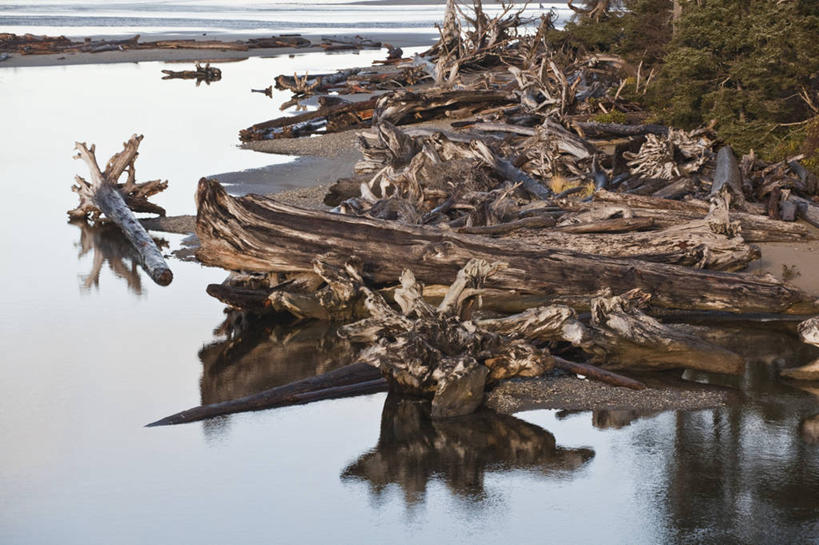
[487,373,736,415]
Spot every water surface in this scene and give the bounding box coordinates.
[0,49,818,545]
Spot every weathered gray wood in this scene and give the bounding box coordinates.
[799,316,819,347]
[789,194,819,228]
[710,146,746,207]
[195,178,812,313]
[471,140,552,199]
[71,135,173,286]
[591,190,814,242]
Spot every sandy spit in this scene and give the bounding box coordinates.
[0,31,436,68]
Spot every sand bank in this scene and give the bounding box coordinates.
[0,30,436,68]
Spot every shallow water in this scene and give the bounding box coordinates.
[0,1,570,38]
[1,51,819,544]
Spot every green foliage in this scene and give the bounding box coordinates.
[771,117,819,172]
[551,0,674,64]
[648,0,819,158]
[552,0,819,164]
[592,110,628,124]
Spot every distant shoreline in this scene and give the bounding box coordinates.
[0,30,437,68]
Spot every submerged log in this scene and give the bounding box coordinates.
[70,135,172,286]
[147,362,386,426]
[195,178,810,314]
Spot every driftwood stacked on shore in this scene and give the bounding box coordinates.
[0,32,310,56]
[154,1,819,424]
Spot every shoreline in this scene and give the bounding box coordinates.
[0,30,436,68]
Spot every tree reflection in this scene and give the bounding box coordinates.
[655,324,819,544]
[72,219,167,294]
[342,395,594,504]
[199,316,356,405]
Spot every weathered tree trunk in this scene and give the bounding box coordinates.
[195,178,811,314]
[70,135,172,286]
[475,290,745,375]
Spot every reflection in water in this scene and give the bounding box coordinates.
[592,409,660,430]
[199,316,356,405]
[72,219,168,294]
[557,408,661,430]
[649,325,819,543]
[342,395,594,504]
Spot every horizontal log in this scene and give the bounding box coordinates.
[591,190,814,242]
[556,217,655,234]
[240,99,376,141]
[194,178,813,314]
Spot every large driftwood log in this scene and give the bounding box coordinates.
[195,178,811,314]
[70,135,172,286]
[476,289,744,375]
[514,204,759,271]
[590,190,814,242]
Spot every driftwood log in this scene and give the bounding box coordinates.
[161,62,221,84]
[148,362,386,426]
[70,135,172,286]
[194,178,811,314]
[0,32,310,56]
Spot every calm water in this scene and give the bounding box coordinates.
[1,47,819,545]
[0,1,570,38]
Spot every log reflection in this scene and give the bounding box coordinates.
[654,326,819,543]
[342,395,594,504]
[72,219,168,294]
[199,316,356,405]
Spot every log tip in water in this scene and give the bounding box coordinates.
[153,268,173,286]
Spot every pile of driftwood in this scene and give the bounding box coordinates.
[0,33,310,56]
[152,1,819,424]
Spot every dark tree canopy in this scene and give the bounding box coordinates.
[556,0,819,167]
